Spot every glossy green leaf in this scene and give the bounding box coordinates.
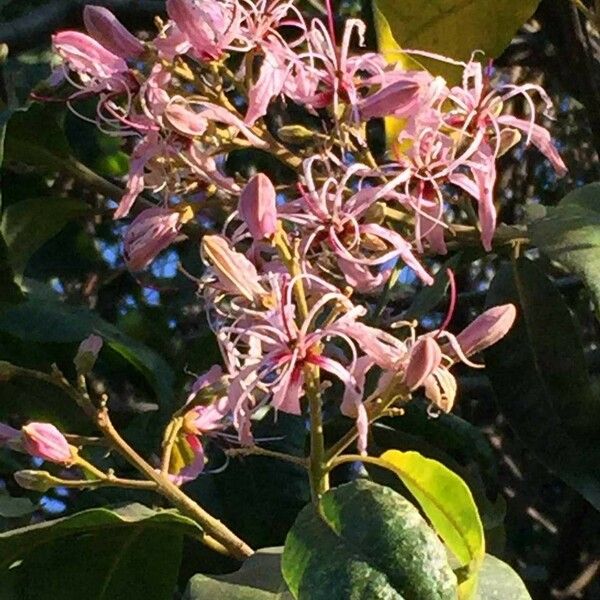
[282,479,457,600]
[529,182,600,319]
[1,197,92,280]
[0,504,200,600]
[369,404,504,536]
[185,547,292,599]
[373,0,541,82]
[474,555,532,599]
[380,450,484,598]
[485,258,600,509]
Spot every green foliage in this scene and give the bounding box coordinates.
[0,504,201,600]
[378,450,484,598]
[373,0,541,81]
[185,547,292,599]
[473,555,532,600]
[485,257,600,509]
[282,479,457,600]
[1,198,92,282]
[530,183,600,319]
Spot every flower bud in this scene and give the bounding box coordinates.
[278,124,316,144]
[74,334,103,374]
[454,304,517,358]
[21,423,74,465]
[83,5,144,59]
[14,469,57,492]
[405,337,442,390]
[239,173,277,240]
[201,235,267,302]
[0,360,17,382]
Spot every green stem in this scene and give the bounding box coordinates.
[305,365,329,503]
[324,379,410,464]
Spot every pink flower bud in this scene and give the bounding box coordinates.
[123,207,185,271]
[52,31,128,78]
[405,337,442,390]
[83,6,144,59]
[21,423,73,465]
[74,334,103,373]
[454,304,517,358]
[239,173,277,240]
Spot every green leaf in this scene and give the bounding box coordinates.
[0,492,35,518]
[379,450,484,598]
[485,258,600,509]
[185,547,292,599]
[0,298,175,410]
[369,403,504,536]
[3,103,72,171]
[282,479,457,600]
[373,0,541,82]
[529,182,600,319]
[474,555,532,599]
[0,233,23,303]
[1,197,92,280]
[0,504,200,600]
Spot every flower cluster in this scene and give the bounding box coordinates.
[41,1,567,482]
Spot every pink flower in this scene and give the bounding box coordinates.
[83,5,144,59]
[123,207,186,271]
[166,0,243,61]
[239,173,278,240]
[280,159,433,288]
[52,31,128,79]
[21,423,73,465]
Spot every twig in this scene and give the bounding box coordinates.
[225,446,308,467]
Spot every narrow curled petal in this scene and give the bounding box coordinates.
[452,303,517,359]
[239,173,278,240]
[83,5,144,59]
[52,31,128,78]
[123,208,183,271]
[202,235,267,301]
[498,115,567,177]
[21,423,72,464]
[405,337,442,390]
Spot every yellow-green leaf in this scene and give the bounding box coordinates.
[373,0,541,83]
[380,449,485,599]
